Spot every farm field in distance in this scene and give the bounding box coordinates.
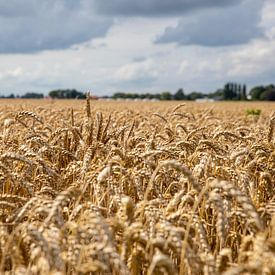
[0,99,274,274]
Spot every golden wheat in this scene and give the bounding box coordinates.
[0,99,273,274]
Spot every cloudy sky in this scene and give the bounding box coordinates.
[0,0,274,96]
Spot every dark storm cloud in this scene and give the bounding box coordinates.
[92,0,241,16]
[155,0,265,46]
[0,0,266,53]
[0,0,112,54]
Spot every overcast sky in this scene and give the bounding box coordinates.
[0,0,274,95]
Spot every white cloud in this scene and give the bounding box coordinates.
[0,67,24,79]
[226,41,275,77]
[260,0,275,39]
[115,59,158,81]
[178,60,189,74]
[7,67,24,77]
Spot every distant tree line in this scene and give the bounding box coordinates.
[21,92,44,99]
[48,89,86,99]
[112,89,206,101]
[0,93,16,99]
[111,82,275,101]
[249,84,275,101]
[0,84,274,100]
[111,85,243,101]
[211,83,274,101]
[0,92,44,99]
[222,83,247,100]
[0,89,86,99]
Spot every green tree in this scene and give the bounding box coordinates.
[113,92,126,99]
[208,89,224,100]
[6,93,15,98]
[249,86,265,100]
[223,82,243,100]
[21,92,44,99]
[160,91,172,100]
[186,92,205,101]
[174,88,185,100]
[235,84,239,100]
[237,84,242,100]
[266,84,275,91]
[49,89,85,99]
[260,89,275,101]
[223,83,234,100]
[154,93,161,100]
[241,84,247,100]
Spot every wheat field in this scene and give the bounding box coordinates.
[0,98,274,274]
